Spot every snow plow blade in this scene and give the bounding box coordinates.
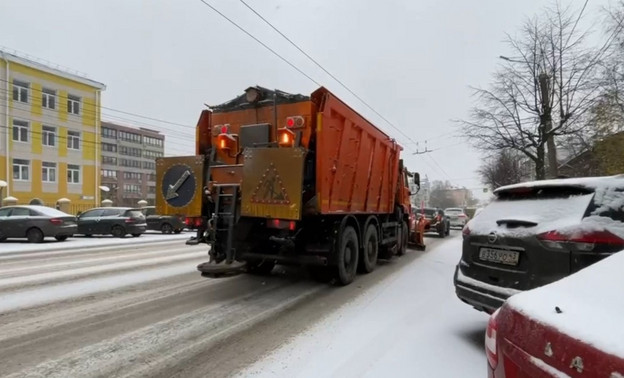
[197,260,247,278]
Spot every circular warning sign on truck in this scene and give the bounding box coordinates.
[161,164,197,208]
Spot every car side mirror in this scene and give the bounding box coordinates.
[413,172,420,188]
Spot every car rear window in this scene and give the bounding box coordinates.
[470,185,597,235]
[125,210,144,218]
[423,209,437,216]
[587,187,624,222]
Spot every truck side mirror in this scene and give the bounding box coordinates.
[413,173,420,188]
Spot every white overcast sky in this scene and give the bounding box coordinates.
[0,0,608,200]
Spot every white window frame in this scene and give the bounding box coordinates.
[67,130,81,150]
[67,94,81,115]
[12,80,29,103]
[67,164,81,184]
[12,120,29,143]
[12,159,30,181]
[42,125,56,147]
[42,161,57,183]
[42,88,56,110]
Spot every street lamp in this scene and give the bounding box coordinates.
[0,180,7,208]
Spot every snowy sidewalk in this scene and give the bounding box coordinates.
[241,236,488,378]
[0,232,192,255]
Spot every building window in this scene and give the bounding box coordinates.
[120,146,142,157]
[121,159,141,168]
[12,80,29,103]
[144,150,164,159]
[67,94,81,115]
[67,164,80,184]
[143,161,156,170]
[146,173,156,182]
[42,126,56,147]
[12,120,29,142]
[12,159,29,181]
[102,143,117,152]
[67,131,81,150]
[148,186,156,194]
[101,169,117,178]
[144,136,163,147]
[42,161,57,183]
[103,156,117,165]
[42,88,56,109]
[102,127,117,139]
[123,184,141,193]
[119,131,141,143]
[123,172,142,180]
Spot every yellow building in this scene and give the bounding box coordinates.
[0,49,106,213]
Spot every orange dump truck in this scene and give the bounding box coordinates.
[156,86,424,285]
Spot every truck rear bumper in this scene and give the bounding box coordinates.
[241,252,328,266]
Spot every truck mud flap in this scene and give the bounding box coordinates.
[197,260,247,278]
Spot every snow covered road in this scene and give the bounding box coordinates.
[0,231,488,377]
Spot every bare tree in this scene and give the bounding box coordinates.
[460,2,622,179]
[478,150,530,191]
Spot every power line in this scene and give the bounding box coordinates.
[197,0,321,87]
[236,0,419,147]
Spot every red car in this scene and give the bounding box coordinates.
[486,249,624,377]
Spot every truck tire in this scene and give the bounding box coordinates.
[397,221,408,256]
[336,226,359,285]
[358,225,378,273]
[247,259,275,275]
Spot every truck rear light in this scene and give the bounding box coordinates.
[277,128,295,147]
[194,218,203,227]
[267,219,296,231]
[538,230,624,251]
[217,133,237,151]
[49,218,63,225]
[286,116,305,129]
[213,124,230,136]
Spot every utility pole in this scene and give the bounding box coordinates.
[539,73,558,179]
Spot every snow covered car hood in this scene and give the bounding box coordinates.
[506,249,624,359]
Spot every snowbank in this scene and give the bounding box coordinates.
[0,232,191,255]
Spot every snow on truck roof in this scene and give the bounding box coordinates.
[507,248,624,360]
[494,175,624,194]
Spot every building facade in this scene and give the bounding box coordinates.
[0,49,105,213]
[100,121,164,207]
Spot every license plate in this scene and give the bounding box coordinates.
[479,248,520,266]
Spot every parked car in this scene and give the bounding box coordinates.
[0,205,77,243]
[454,175,624,314]
[77,207,147,238]
[444,207,468,228]
[422,207,449,237]
[486,249,624,377]
[141,206,184,234]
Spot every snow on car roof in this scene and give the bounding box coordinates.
[506,249,624,359]
[494,175,624,194]
[17,205,73,217]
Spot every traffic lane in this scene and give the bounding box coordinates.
[152,232,458,378]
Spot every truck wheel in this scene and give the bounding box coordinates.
[335,226,359,285]
[397,221,408,256]
[358,225,378,273]
[247,259,275,275]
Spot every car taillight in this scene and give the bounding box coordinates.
[125,218,137,224]
[537,230,624,251]
[462,225,471,237]
[458,214,466,218]
[485,309,499,369]
[49,218,63,225]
